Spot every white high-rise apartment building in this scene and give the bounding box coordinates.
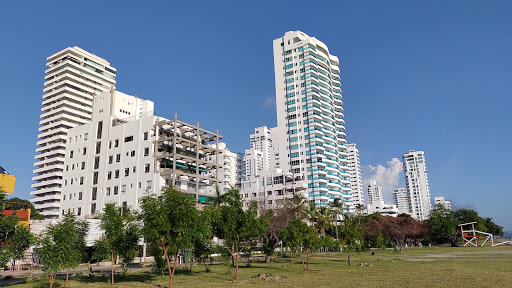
[434,196,452,211]
[367,180,383,205]
[393,188,411,214]
[249,126,273,171]
[206,143,240,193]
[244,148,264,178]
[403,150,432,220]
[273,31,352,208]
[347,144,363,207]
[32,47,116,218]
[60,89,222,217]
[59,90,157,217]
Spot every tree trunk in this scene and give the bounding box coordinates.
[348,250,351,266]
[161,238,173,288]
[66,268,70,286]
[111,251,115,286]
[49,273,55,288]
[235,252,239,280]
[301,252,305,271]
[170,251,178,287]
[306,250,310,271]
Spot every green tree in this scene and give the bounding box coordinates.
[0,192,34,271]
[428,204,459,246]
[340,214,363,266]
[281,219,304,263]
[213,189,267,280]
[139,188,199,288]
[374,233,385,262]
[5,197,45,220]
[93,203,140,286]
[301,224,319,271]
[37,213,88,287]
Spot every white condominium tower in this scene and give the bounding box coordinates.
[403,150,432,220]
[347,144,363,207]
[434,196,452,211]
[31,47,116,219]
[273,31,352,208]
[249,126,273,171]
[393,188,411,214]
[367,180,383,205]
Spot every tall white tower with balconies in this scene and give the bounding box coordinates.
[272,31,352,210]
[367,180,383,205]
[347,143,363,207]
[31,47,116,219]
[403,150,432,220]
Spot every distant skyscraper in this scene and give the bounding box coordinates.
[434,196,452,211]
[272,31,351,208]
[393,188,411,214]
[244,148,264,178]
[249,126,273,171]
[31,47,116,219]
[347,144,363,207]
[367,180,383,205]
[403,150,432,220]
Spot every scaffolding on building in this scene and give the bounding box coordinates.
[155,113,221,203]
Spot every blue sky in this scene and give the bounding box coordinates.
[1,1,510,230]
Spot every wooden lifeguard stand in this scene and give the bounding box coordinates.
[458,222,512,247]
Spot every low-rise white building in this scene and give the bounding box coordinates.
[206,143,241,193]
[366,200,399,217]
[240,169,307,210]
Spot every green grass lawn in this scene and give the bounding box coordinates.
[10,245,512,288]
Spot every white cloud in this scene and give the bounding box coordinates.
[361,158,403,205]
[262,96,276,110]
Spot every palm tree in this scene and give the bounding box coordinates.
[314,206,332,237]
[284,194,309,221]
[330,199,344,240]
[354,203,365,225]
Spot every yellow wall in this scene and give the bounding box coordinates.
[0,174,16,193]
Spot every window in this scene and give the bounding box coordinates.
[146,180,152,189]
[78,192,82,200]
[63,194,66,200]
[94,156,100,169]
[268,200,272,204]
[108,155,113,164]
[77,207,81,216]
[79,177,84,185]
[267,191,272,196]
[92,187,97,200]
[92,172,98,185]
[124,168,129,177]
[81,162,85,170]
[70,151,74,158]
[130,150,135,157]
[144,147,149,156]
[84,133,88,140]
[83,147,87,155]
[116,154,120,162]
[115,170,119,178]
[124,136,133,142]
[143,132,148,140]
[121,185,126,193]
[96,121,103,139]
[145,164,150,173]
[132,166,136,173]
[66,165,69,171]
[95,142,101,154]
[106,187,111,196]
[107,171,112,180]
[114,139,119,148]
[90,203,96,215]
[114,186,119,195]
